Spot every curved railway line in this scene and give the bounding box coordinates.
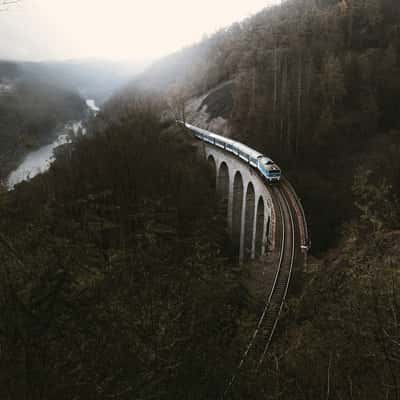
[257,185,296,366]
[281,176,309,251]
[179,122,308,397]
[222,184,296,397]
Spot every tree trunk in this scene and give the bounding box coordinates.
[347,0,353,48]
[280,55,288,152]
[273,47,279,132]
[296,53,303,157]
[252,67,257,116]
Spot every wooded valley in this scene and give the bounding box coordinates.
[0,0,399,398]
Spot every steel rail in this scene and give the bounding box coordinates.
[221,186,287,398]
[257,188,296,367]
[281,176,309,248]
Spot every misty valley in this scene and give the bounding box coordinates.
[0,0,400,399]
[7,100,99,188]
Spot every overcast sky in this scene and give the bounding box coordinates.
[0,0,279,63]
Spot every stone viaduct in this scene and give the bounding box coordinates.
[201,142,277,263]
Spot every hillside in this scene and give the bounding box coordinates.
[230,167,400,399]
[0,60,87,181]
[0,96,249,399]
[20,59,146,104]
[129,0,400,252]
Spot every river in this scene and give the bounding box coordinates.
[7,99,98,190]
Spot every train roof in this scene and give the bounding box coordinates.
[184,122,263,159]
[232,141,264,159]
[181,122,282,175]
[260,156,275,165]
[184,123,209,136]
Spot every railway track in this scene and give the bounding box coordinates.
[280,176,309,251]
[256,185,296,366]
[222,185,296,397]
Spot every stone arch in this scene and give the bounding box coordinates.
[207,155,217,188]
[255,196,265,258]
[232,171,244,253]
[217,162,230,213]
[244,182,256,260]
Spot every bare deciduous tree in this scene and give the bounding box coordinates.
[167,86,187,123]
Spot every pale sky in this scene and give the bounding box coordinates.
[0,0,278,62]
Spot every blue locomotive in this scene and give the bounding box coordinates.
[180,122,281,183]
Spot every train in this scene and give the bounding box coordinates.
[180,122,282,183]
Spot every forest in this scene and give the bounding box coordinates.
[0,96,253,399]
[0,0,399,399]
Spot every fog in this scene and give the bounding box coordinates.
[0,0,279,62]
